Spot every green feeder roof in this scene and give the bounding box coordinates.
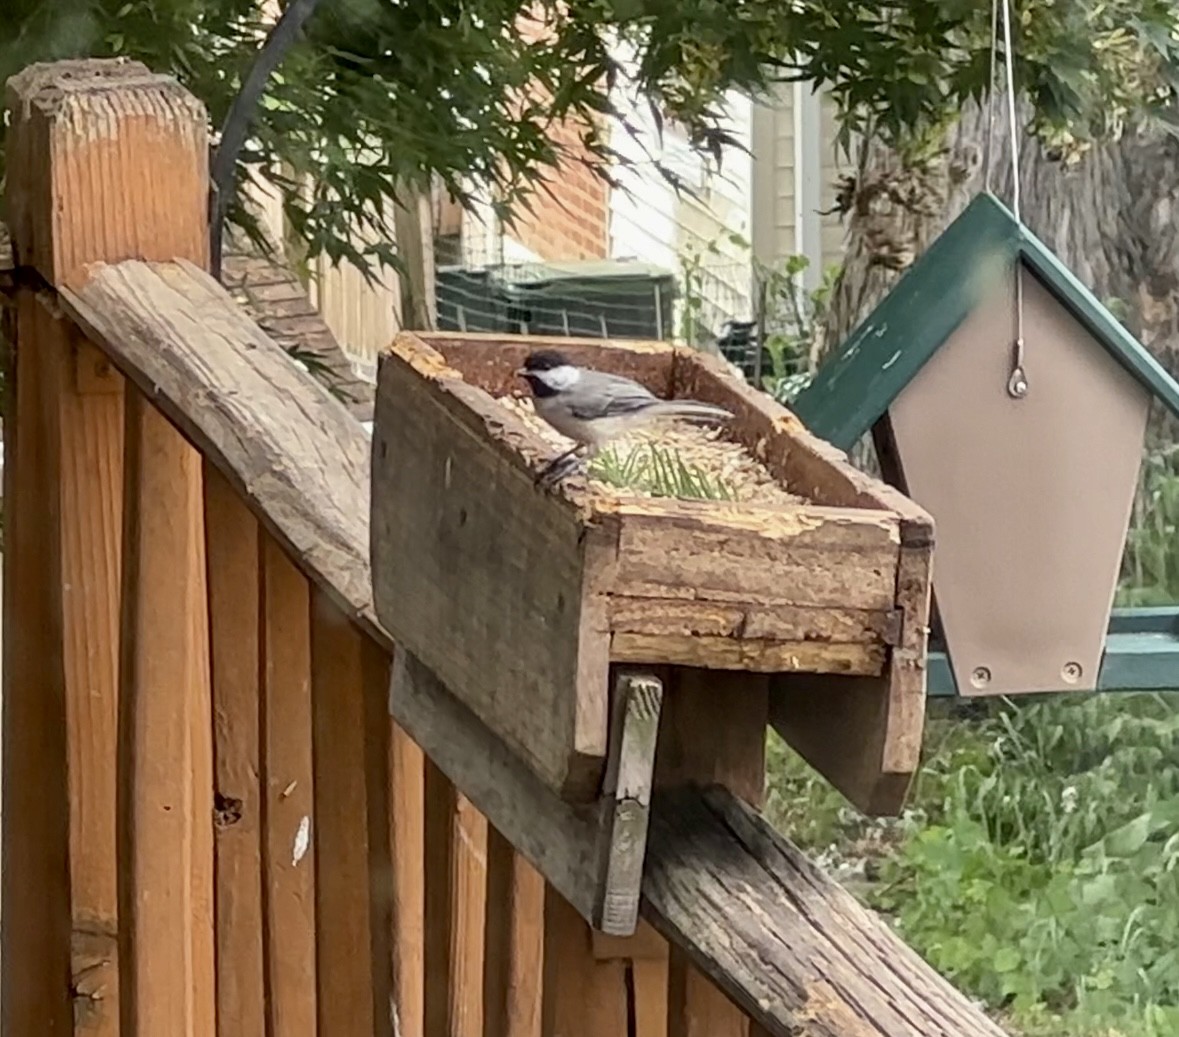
[792,191,1179,453]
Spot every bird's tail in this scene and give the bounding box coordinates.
[646,399,734,425]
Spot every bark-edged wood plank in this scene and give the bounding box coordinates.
[608,598,901,645]
[611,633,885,674]
[609,504,901,611]
[642,785,1010,1037]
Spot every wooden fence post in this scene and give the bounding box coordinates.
[3,58,212,1036]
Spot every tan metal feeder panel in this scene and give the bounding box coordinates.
[889,265,1150,696]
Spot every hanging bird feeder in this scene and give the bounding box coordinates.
[793,0,1179,700]
[792,190,1179,698]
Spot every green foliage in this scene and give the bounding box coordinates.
[769,695,1179,1036]
[1121,446,1179,605]
[754,253,840,405]
[589,442,734,501]
[677,231,749,348]
[874,695,1179,1036]
[676,238,835,405]
[5,1,1179,277]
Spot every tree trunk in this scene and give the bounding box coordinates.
[824,102,1179,384]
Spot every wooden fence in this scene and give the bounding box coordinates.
[1,59,1008,1037]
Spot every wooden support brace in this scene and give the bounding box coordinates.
[593,670,664,935]
[390,652,662,936]
[770,507,932,816]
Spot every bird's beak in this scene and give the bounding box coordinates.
[514,367,527,379]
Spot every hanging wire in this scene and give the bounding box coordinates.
[1001,0,1028,397]
[983,0,1029,398]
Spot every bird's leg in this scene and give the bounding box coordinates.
[536,443,588,488]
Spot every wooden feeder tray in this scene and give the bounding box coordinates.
[371,332,934,818]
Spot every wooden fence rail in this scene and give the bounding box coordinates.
[1,59,1008,1037]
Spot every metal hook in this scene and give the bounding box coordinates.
[1007,338,1028,399]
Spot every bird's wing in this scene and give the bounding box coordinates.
[567,370,660,421]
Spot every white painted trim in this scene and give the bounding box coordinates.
[747,95,778,269]
[793,82,825,290]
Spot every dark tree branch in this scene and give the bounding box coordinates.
[209,0,324,279]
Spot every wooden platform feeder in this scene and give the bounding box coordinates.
[370,330,934,930]
[793,192,1179,699]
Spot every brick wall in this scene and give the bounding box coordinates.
[511,116,610,261]
[509,8,610,262]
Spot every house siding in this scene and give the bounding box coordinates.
[751,83,852,280]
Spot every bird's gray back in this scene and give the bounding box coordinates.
[568,369,660,421]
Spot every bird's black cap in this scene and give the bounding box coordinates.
[522,349,572,372]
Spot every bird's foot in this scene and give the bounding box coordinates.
[536,450,586,489]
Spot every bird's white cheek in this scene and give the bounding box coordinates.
[539,365,581,391]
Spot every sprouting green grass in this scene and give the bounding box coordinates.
[588,442,735,501]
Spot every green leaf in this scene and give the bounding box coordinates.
[994,947,1021,973]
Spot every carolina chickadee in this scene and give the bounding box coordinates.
[516,348,733,484]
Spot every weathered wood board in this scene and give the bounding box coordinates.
[643,785,1009,1037]
[371,332,935,812]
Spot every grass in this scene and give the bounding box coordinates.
[588,442,736,501]
[764,444,1179,1037]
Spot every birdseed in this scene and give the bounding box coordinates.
[496,393,805,507]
